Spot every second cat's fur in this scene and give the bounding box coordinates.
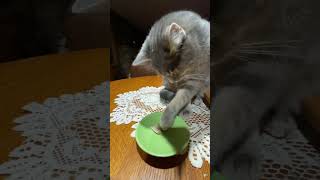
[213,0,320,179]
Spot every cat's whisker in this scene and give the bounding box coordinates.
[180,68,193,76]
[234,55,257,62]
[180,77,208,82]
[176,73,208,83]
[239,49,286,54]
[183,74,207,80]
[239,40,301,47]
[238,50,304,59]
[239,44,298,49]
[183,73,207,77]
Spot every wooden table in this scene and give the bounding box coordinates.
[110,76,210,180]
[0,48,109,179]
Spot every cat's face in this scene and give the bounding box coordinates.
[133,22,192,91]
[148,25,184,75]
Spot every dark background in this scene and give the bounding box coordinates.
[0,0,110,62]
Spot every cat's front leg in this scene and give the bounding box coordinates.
[264,110,297,138]
[221,130,261,180]
[212,87,271,180]
[160,88,197,130]
[160,88,176,104]
[160,79,176,104]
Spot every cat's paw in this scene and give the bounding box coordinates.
[264,124,287,138]
[160,108,175,130]
[264,117,296,138]
[222,153,260,180]
[160,88,175,104]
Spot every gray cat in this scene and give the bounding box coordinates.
[213,0,320,179]
[132,11,210,130]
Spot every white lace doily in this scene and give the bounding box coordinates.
[110,86,210,168]
[261,122,320,179]
[0,82,109,180]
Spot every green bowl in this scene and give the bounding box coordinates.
[135,112,190,157]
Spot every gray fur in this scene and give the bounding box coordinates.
[133,11,210,130]
[213,0,320,179]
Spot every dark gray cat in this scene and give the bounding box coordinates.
[132,11,210,130]
[213,0,320,179]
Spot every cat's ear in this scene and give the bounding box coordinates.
[132,49,152,66]
[132,39,152,66]
[166,23,186,52]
